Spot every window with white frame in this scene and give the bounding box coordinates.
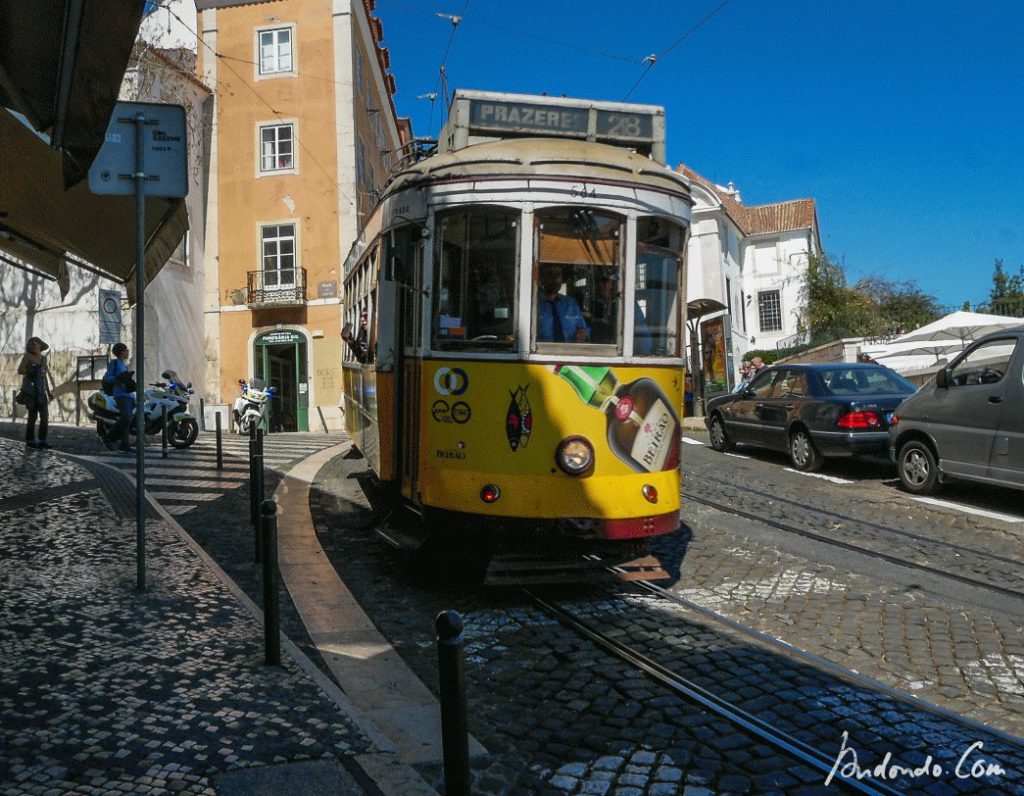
[758,289,782,332]
[262,224,296,287]
[258,28,293,75]
[259,123,294,172]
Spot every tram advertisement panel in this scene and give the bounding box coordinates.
[420,361,683,515]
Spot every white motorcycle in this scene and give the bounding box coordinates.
[232,378,275,435]
[88,370,200,449]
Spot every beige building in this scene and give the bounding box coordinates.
[197,0,408,430]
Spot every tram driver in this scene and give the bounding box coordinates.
[537,263,589,343]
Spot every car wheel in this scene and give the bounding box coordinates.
[708,414,735,452]
[898,440,939,495]
[789,428,823,471]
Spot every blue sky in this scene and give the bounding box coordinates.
[374,0,1022,310]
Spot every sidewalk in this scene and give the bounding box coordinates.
[0,437,432,795]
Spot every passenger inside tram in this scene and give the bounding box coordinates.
[536,263,590,342]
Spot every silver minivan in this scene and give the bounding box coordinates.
[889,327,1024,494]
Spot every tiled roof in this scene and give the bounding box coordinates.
[676,163,818,237]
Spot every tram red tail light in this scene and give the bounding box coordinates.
[837,411,881,429]
[480,484,501,504]
[642,484,658,503]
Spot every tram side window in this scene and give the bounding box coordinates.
[635,216,684,357]
[433,208,519,349]
[535,208,621,347]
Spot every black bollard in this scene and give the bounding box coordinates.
[161,404,168,458]
[436,610,471,796]
[260,499,281,665]
[215,411,223,470]
[255,428,265,560]
[249,422,260,561]
[11,389,16,422]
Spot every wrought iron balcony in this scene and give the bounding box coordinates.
[246,268,307,308]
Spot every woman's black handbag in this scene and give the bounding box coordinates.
[15,382,37,407]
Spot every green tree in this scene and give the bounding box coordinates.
[855,276,941,335]
[798,253,941,343]
[988,259,1024,316]
[799,253,878,344]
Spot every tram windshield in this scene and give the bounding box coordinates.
[635,216,684,357]
[433,207,519,350]
[535,208,621,349]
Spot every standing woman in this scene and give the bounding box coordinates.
[17,336,54,449]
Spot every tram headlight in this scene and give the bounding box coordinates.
[556,436,594,476]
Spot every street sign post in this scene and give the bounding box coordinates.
[89,101,187,591]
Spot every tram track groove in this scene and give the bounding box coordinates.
[524,588,902,796]
[689,471,1024,568]
[606,572,1024,750]
[684,490,1024,602]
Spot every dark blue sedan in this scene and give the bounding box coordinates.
[704,363,917,471]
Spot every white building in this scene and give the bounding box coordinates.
[679,164,821,386]
[1,31,210,424]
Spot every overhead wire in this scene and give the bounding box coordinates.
[622,0,735,101]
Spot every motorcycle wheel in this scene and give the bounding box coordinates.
[238,416,252,436]
[169,418,200,448]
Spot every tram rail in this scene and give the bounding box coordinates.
[683,487,1024,602]
[525,588,904,796]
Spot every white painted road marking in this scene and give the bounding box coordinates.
[783,468,854,484]
[681,437,706,446]
[722,452,750,459]
[911,496,1023,524]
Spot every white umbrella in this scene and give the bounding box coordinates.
[872,340,964,363]
[895,311,1024,346]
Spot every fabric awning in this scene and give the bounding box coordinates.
[0,108,187,298]
[0,0,147,186]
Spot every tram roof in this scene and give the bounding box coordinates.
[383,138,693,201]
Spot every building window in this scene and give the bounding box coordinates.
[259,123,294,172]
[357,136,366,185]
[354,50,363,95]
[171,230,190,268]
[758,290,782,332]
[258,28,293,75]
[262,224,296,287]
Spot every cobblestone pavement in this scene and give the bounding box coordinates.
[0,422,341,517]
[676,431,1024,739]
[306,451,1024,794]
[0,437,388,795]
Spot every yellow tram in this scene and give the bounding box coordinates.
[341,92,692,569]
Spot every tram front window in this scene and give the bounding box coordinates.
[535,208,622,348]
[433,208,519,350]
[635,216,684,357]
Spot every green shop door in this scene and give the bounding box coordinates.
[254,330,309,432]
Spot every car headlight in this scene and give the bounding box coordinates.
[556,436,594,476]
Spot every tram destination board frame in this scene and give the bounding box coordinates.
[443,90,667,163]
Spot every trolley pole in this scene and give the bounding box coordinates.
[436,610,471,796]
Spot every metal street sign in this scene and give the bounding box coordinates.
[98,288,122,344]
[88,102,188,198]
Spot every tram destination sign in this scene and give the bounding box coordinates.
[468,99,654,142]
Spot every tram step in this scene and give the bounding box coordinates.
[483,554,667,586]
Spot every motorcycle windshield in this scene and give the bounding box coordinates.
[249,377,268,391]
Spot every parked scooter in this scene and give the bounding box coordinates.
[232,378,275,435]
[87,370,199,448]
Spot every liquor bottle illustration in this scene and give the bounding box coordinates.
[553,365,681,473]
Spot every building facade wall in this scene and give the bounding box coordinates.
[199,0,404,429]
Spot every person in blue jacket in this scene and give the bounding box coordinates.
[537,264,589,343]
[103,343,135,453]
